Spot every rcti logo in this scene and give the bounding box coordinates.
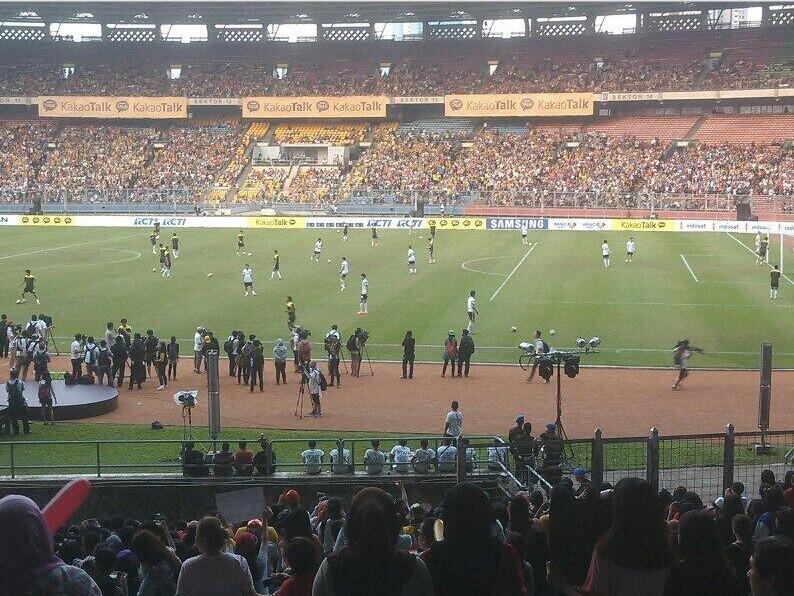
[520,98,534,110]
[316,100,329,112]
[42,99,57,111]
[115,100,130,112]
[449,99,463,111]
[246,100,260,112]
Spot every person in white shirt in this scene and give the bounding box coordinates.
[301,440,324,475]
[241,264,257,297]
[358,273,369,315]
[389,439,412,473]
[521,223,529,245]
[339,257,349,291]
[444,400,463,437]
[193,327,204,373]
[466,290,478,332]
[307,361,322,417]
[437,439,458,473]
[311,238,323,262]
[527,329,549,383]
[462,438,477,472]
[407,246,417,275]
[412,439,436,473]
[755,232,762,251]
[363,440,386,475]
[70,333,83,378]
[487,438,509,471]
[601,240,610,268]
[329,440,351,474]
[34,317,47,337]
[625,237,636,263]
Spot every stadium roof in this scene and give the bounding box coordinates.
[0,2,766,25]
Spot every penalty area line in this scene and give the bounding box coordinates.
[727,232,794,286]
[489,243,537,302]
[679,254,699,282]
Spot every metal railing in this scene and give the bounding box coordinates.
[0,434,500,480]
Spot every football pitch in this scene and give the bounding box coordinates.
[1,226,792,370]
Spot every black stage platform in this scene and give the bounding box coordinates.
[0,381,118,419]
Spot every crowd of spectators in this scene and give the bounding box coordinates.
[284,167,343,204]
[237,167,289,202]
[4,469,794,596]
[273,124,368,146]
[0,121,53,194]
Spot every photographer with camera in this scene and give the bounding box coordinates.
[307,361,323,417]
[249,340,265,393]
[401,330,416,379]
[128,333,146,391]
[296,329,312,370]
[325,325,342,388]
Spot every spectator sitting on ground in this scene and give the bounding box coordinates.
[437,438,458,473]
[213,442,234,477]
[301,440,324,475]
[363,440,386,475]
[329,440,351,475]
[390,439,412,473]
[181,441,209,477]
[253,436,276,476]
[412,439,436,474]
[233,441,254,476]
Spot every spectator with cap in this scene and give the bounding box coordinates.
[510,422,536,483]
[572,468,591,497]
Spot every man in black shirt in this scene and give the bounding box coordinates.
[0,314,9,358]
[128,333,145,390]
[181,441,209,477]
[771,265,781,300]
[143,330,158,378]
[253,436,276,476]
[249,340,265,392]
[110,335,128,388]
[457,329,475,378]
[401,330,415,379]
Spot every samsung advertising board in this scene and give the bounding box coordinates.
[486,218,548,230]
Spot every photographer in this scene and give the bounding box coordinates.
[238,334,254,385]
[307,361,323,417]
[69,334,83,378]
[83,336,98,379]
[32,338,51,383]
[193,327,204,373]
[249,340,264,393]
[325,327,342,388]
[167,336,179,381]
[347,328,363,377]
[0,314,9,359]
[95,340,112,386]
[401,330,416,379]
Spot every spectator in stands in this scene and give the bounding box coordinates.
[0,495,102,596]
[277,537,319,596]
[508,415,525,443]
[487,437,509,472]
[363,440,386,475]
[93,546,125,596]
[784,471,794,507]
[253,436,276,476]
[313,487,433,595]
[726,514,754,596]
[176,516,258,596]
[664,510,741,595]
[301,440,324,475]
[130,530,178,596]
[748,537,794,596]
[318,498,345,556]
[412,439,436,474]
[233,531,264,593]
[756,486,786,539]
[422,481,525,596]
[233,441,254,476]
[213,442,234,477]
[550,477,673,595]
[329,440,351,475]
[181,441,208,477]
[716,494,746,547]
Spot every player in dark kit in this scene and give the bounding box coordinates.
[342,223,349,242]
[286,296,296,330]
[427,237,435,264]
[270,250,282,280]
[158,244,168,275]
[170,232,179,259]
[430,222,436,238]
[671,339,703,390]
[771,265,781,299]
[237,230,245,256]
[149,231,158,254]
[19,269,39,304]
[757,236,769,265]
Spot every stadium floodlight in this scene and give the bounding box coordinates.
[589,336,601,350]
[575,337,587,349]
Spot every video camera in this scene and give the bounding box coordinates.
[298,328,311,340]
[356,328,369,346]
[174,390,198,408]
[39,314,53,328]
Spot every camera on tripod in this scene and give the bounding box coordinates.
[39,314,54,328]
[357,328,369,345]
[174,390,198,408]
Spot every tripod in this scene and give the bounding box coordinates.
[181,405,195,441]
[46,327,60,356]
[361,344,374,376]
[553,358,575,466]
[294,375,307,419]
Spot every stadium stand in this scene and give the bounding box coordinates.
[693,113,794,144]
[283,166,342,204]
[583,115,700,143]
[235,166,288,202]
[397,118,476,138]
[272,123,368,145]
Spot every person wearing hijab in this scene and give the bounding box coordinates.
[273,338,288,385]
[421,482,526,596]
[313,487,433,596]
[0,495,102,596]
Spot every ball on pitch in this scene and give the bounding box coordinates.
[247,252,252,256]
[152,268,156,272]
[15,299,21,304]
[327,258,332,263]
[549,329,556,336]
[511,325,517,333]
[206,272,213,277]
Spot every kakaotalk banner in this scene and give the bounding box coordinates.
[38,96,188,118]
[444,93,593,117]
[242,96,387,119]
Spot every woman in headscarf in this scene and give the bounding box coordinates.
[421,482,526,596]
[0,495,102,596]
[313,487,433,596]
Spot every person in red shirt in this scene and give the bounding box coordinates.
[274,537,318,596]
[233,441,254,476]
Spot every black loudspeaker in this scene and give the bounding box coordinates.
[737,202,752,221]
[758,343,772,431]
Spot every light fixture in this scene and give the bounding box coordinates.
[576,337,587,349]
[589,336,601,349]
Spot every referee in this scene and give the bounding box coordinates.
[771,265,781,300]
[401,330,415,379]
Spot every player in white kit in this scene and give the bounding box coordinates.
[466,290,478,332]
[311,238,323,262]
[625,237,636,263]
[407,246,417,274]
[242,264,257,296]
[521,223,529,245]
[339,257,349,291]
[358,273,369,315]
[601,240,610,268]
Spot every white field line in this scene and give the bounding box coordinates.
[460,256,508,277]
[489,243,537,302]
[727,232,794,286]
[680,254,699,282]
[0,233,141,261]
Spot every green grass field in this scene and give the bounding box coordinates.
[2,226,792,369]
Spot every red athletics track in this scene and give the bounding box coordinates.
[5,356,793,439]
